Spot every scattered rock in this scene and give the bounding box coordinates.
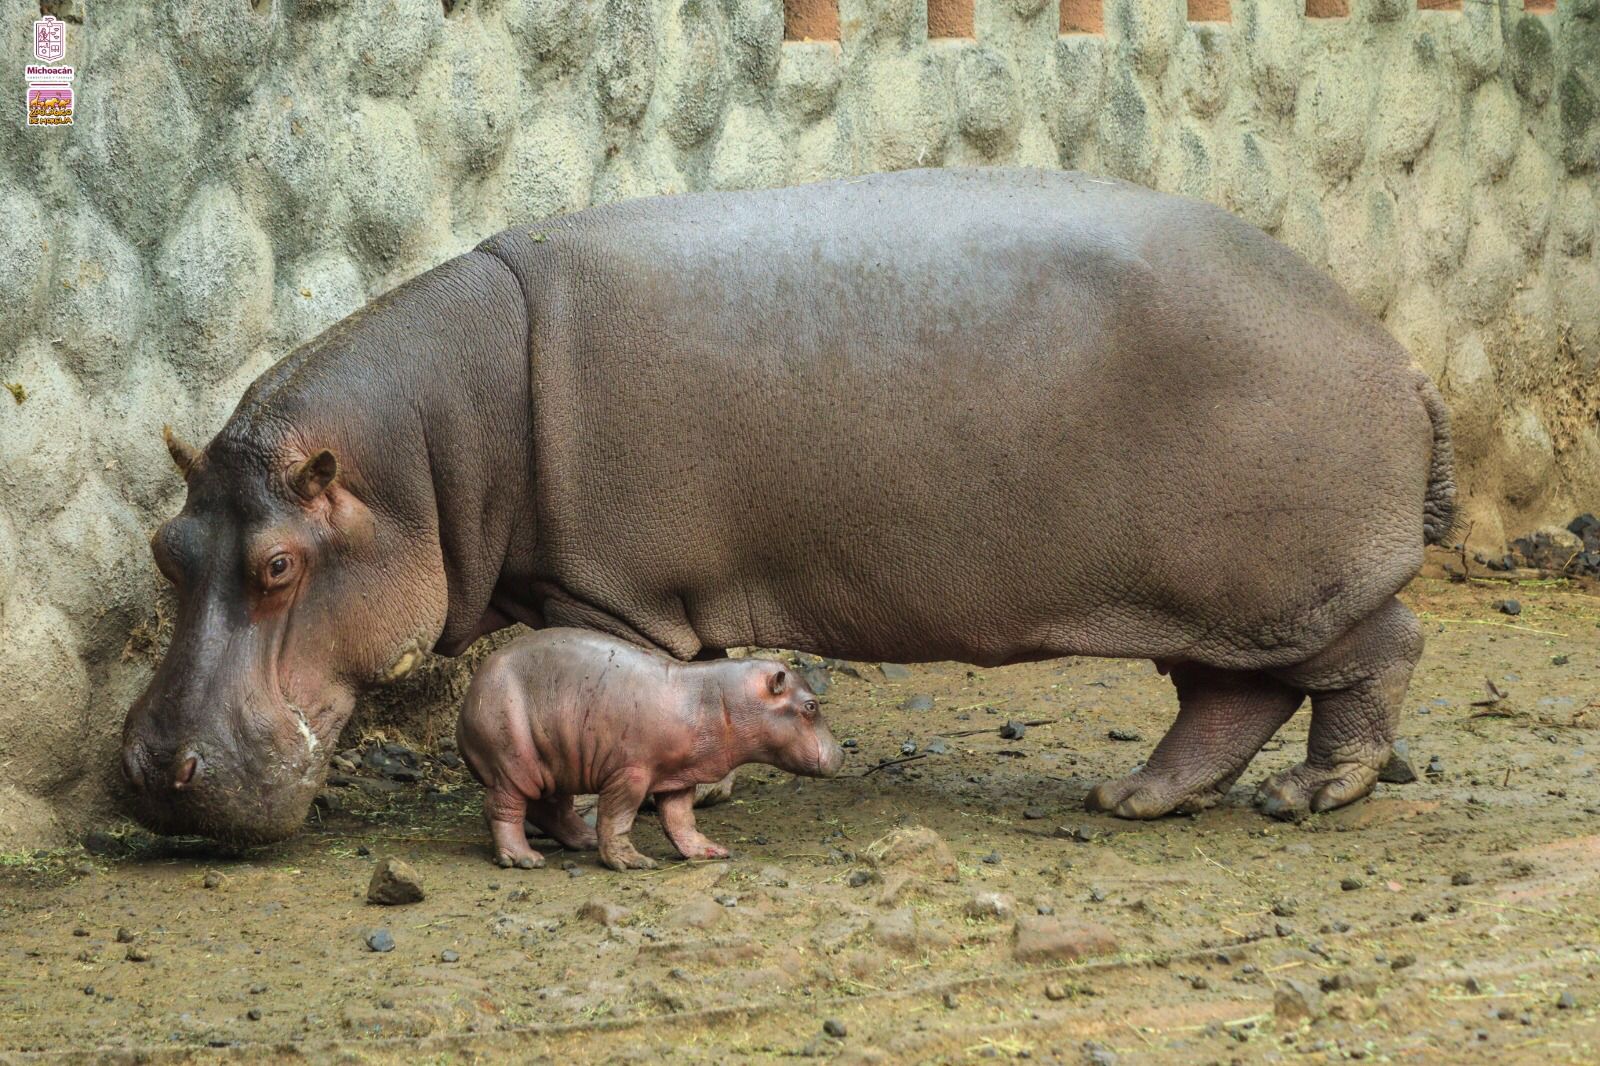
[440,950,460,963]
[1451,871,1475,886]
[1492,599,1522,616]
[1043,981,1079,1001]
[1000,720,1026,740]
[365,929,395,953]
[980,851,1001,865]
[1378,754,1417,784]
[1022,807,1047,820]
[942,990,959,1009]
[1557,990,1577,1010]
[900,694,934,712]
[925,738,949,755]
[577,900,631,926]
[115,927,135,944]
[1083,1043,1117,1066]
[1390,954,1415,971]
[367,858,425,906]
[246,1008,262,1021]
[879,663,912,680]
[900,738,919,756]
[800,663,831,696]
[1012,916,1118,963]
[202,872,222,890]
[823,1018,847,1038]
[1274,979,1323,1022]
[1107,729,1141,742]
[1189,975,1210,990]
[872,907,949,954]
[1340,877,1364,891]
[847,868,878,888]
[1272,899,1298,917]
[864,826,959,884]
[963,891,1017,920]
[1426,755,1444,777]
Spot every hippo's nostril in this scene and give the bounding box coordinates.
[173,752,202,790]
[121,745,146,791]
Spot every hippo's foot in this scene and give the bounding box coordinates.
[1260,597,1421,822]
[526,795,599,851]
[1085,767,1239,819]
[1088,664,1303,820]
[490,819,546,869]
[598,837,658,871]
[1255,761,1382,821]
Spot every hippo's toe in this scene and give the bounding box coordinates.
[1255,762,1380,820]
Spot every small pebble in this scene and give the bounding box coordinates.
[246,1009,262,1022]
[72,927,89,938]
[1107,729,1141,742]
[202,872,222,890]
[1552,654,1569,666]
[900,694,934,712]
[365,929,395,953]
[942,991,959,1009]
[900,739,919,756]
[1189,975,1209,990]
[841,739,857,749]
[1493,599,1521,616]
[567,867,583,879]
[1340,877,1364,891]
[715,895,738,908]
[1088,887,1107,903]
[1557,991,1577,1010]
[1274,922,1294,938]
[1022,807,1047,820]
[847,869,875,888]
[1037,904,1054,916]
[1451,871,1475,886]
[115,927,135,944]
[925,738,949,755]
[823,1018,847,1038]
[981,851,1001,865]
[441,950,460,963]
[1000,720,1026,741]
[1272,899,1298,917]
[125,947,151,963]
[1390,954,1415,971]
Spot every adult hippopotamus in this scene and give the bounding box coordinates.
[121,167,1456,844]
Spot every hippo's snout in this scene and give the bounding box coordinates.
[815,727,846,778]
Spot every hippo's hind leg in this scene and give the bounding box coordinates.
[596,767,658,871]
[1086,664,1302,819]
[655,788,731,861]
[485,787,545,870]
[526,794,599,851]
[1257,596,1422,820]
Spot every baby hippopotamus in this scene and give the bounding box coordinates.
[457,628,846,871]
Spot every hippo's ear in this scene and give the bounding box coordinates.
[162,425,201,481]
[767,669,787,697]
[288,449,338,501]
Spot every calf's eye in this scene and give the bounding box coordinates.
[268,554,291,580]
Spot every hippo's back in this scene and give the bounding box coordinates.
[478,169,1440,670]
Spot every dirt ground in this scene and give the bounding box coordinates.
[3,570,1599,1064]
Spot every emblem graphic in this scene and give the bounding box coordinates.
[33,15,66,63]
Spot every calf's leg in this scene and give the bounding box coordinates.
[655,788,730,860]
[596,767,658,870]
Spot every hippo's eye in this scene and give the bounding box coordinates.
[803,700,819,716]
[264,553,293,586]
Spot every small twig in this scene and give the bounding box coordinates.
[1456,521,1476,581]
[938,719,1056,739]
[860,753,929,776]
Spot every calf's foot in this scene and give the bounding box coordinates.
[655,788,731,860]
[598,836,659,871]
[1087,665,1301,819]
[526,794,599,850]
[1258,596,1422,821]
[487,791,545,869]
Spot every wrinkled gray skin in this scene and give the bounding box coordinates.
[457,628,845,870]
[121,168,1456,844]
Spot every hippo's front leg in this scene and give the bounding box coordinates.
[595,767,658,870]
[485,788,545,869]
[1087,664,1302,818]
[655,788,730,861]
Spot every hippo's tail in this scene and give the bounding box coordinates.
[1418,376,1459,546]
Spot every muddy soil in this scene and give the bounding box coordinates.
[3,571,1599,1064]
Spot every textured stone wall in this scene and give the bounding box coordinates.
[0,0,1596,846]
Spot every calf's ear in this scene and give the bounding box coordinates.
[289,449,338,501]
[767,669,787,696]
[162,425,201,481]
